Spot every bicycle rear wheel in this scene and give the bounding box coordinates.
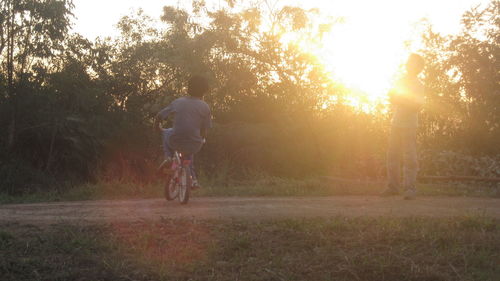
[178,166,191,204]
[164,175,178,201]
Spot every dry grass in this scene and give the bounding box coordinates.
[1,216,499,281]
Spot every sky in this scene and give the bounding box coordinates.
[71,0,491,103]
[72,0,490,39]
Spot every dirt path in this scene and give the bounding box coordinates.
[1,196,499,225]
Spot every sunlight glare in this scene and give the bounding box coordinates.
[319,21,407,103]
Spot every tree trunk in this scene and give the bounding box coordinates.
[6,0,16,151]
[6,115,16,150]
[45,121,58,172]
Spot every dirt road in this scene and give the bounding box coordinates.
[1,196,499,225]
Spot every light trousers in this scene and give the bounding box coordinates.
[387,126,418,191]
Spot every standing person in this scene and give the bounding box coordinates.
[153,75,212,188]
[381,54,425,199]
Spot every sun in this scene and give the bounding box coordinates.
[280,16,411,110]
[317,21,410,105]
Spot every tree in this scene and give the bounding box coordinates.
[0,0,73,150]
[156,1,337,122]
[420,0,500,154]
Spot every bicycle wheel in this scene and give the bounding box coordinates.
[178,166,191,204]
[164,174,178,201]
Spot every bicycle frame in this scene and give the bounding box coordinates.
[159,125,195,204]
[165,151,192,204]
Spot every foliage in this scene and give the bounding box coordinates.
[199,111,388,180]
[0,155,56,195]
[0,0,499,193]
[0,0,74,150]
[420,150,500,178]
[419,0,500,154]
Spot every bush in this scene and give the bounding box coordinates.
[420,150,500,178]
[0,157,57,195]
[198,116,388,180]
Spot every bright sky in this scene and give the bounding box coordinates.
[71,0,491,105]
[72,0,490,39]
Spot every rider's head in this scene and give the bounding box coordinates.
[188,75,209,98]
[406,53,425,77]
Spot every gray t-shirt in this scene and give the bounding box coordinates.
[391,76,425,129]
[159,96,212,154]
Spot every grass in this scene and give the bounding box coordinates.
[1,176,499,204]
[1,216,499,281]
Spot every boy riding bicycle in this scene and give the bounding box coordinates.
[153,75,212,188]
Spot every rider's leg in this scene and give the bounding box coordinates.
[158,128,174,171]
[162,128,174,159]
[190,155,197,180]
[181,154,197,179]
[183,154,200,187]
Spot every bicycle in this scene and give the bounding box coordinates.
[164,151,193,204]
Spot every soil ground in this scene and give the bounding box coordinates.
[1,196,499,225]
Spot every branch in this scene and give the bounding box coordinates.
[418,175,500,183]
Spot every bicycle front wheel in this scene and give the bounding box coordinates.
[178,166,191,204]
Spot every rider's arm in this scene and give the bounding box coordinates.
[154,103,175,132]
